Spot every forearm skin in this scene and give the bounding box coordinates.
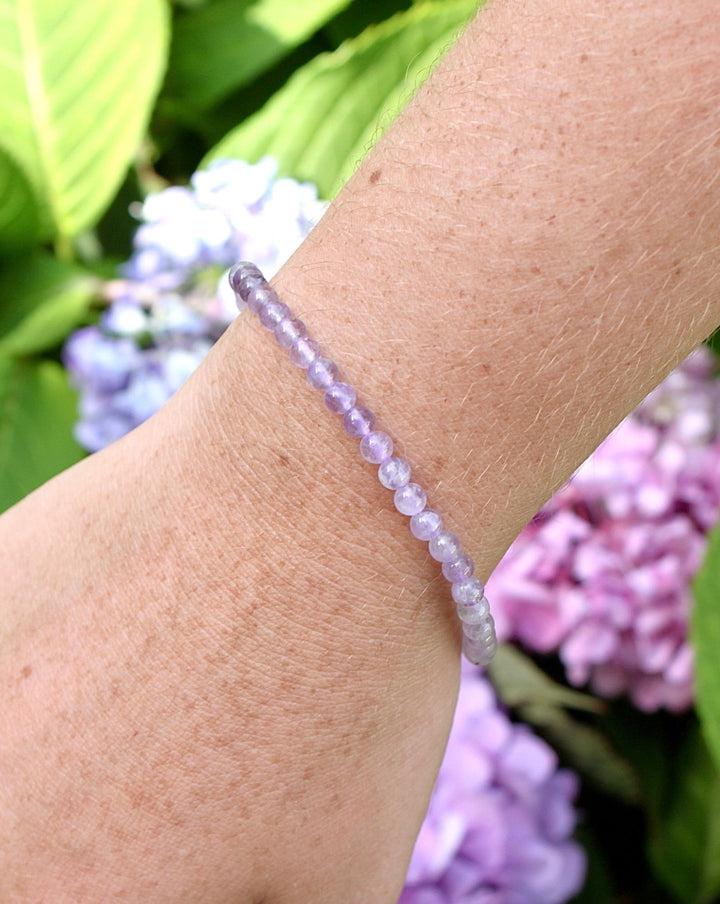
[1,1,719,901]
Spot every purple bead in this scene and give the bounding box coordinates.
[442,552,475,583]
[307,357,339,390]
[289,336,321,368]
[378,456,411,490]
[409,509,443,541]
[428,530,462,563]
[343,405,375,438]
[394,483,427,516]
[463,617,496,644]
[229,262,263,301]
[274,317,306,350]
[455,594,490,626]
[258,300,291,330]
[360,430,393,464]
[451,576,486,605]
[462,630,497,667]
[246,284,278,316]
[325,382,356,414]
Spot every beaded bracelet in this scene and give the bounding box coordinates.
[229,262,497,667]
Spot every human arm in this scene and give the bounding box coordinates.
[1,0,719,901]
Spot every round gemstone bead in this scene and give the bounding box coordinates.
[325,382,357,414]
[462,631,497,667]
[246,284,279,316]
[258,300,291,330]
[451,576,486,605]
[442,552,475,583]
[409,509,443,541]
[463,617,496,644]
[289,336,321,368]
[229,263,263,301]
[394,483,427,516]
[378,456,411,490]
[274,317,306,350]
[360,430,393,464]
[429,530,462,563]
[343,405,375,438]
[307,357,339,390]
[456,595,490,625]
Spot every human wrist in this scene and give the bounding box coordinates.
[229,261,497,664]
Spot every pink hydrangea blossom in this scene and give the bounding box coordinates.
[487,347,720,712]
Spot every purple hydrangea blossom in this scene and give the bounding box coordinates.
[487,347,720,712]
[64,158,326,451]
[400,666,586,904]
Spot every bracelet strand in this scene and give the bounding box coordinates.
[229,262,497,667]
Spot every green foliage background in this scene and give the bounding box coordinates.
[1,1,720,902]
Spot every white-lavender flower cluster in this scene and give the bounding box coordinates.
[64,158,326,451]
[399,665,586,904]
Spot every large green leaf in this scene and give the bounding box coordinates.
[648,725,720,904]
[0,0,169,241]
[692,520,720,773]
[0,253,97,357]
[166,0,355,112]
[0,144,39,251]
[0,356,85,513]
[204,0,480,198]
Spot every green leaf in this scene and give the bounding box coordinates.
[0,144,39,251]
[523,702,640,803]
[692,519,720,774]
[488,644,605,714]
[166,0,355,112]
[322,0,414,47]
[648,725,720,904]
[0,356,85,513]
[0,0,170,241]
[0,253,97,357]
[204,0,480,198]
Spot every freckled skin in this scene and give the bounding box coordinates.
[1,1,719,902]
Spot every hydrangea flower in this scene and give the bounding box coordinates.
[400,665,586,904]
[64,158,326,451]
[487,347,720,712]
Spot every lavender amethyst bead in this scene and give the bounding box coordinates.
[394,483,427,516]
[409,509,443,541]
[463,630,497,667]
[229,262,263,301]
[274,317,306,350]
[456,594,491,625]
[325,382,356,414]
[258,300,291,330]
[378,456,411,490]
[246,284,279,316]
[307,357,339,390]
[429,530,462,563]
[451,576,486,605]
[343,405,375,438]
[360,430,393,464]
[463,617,496,644]
[289,336,321,368]
[442,552,475,583]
